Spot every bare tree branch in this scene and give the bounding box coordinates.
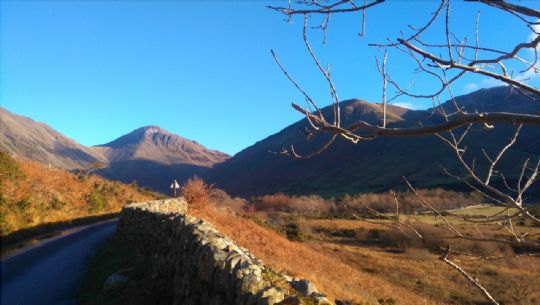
[270,2,540,303]
[267,0,385,16]
[441,246,500,305]
[465,0,540,19]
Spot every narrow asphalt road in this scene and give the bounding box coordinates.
[1,219,118,305]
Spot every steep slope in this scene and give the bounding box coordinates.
[94,126,229,193]
[0,107,106,170]
[205,87,540,198]
[0,151,159,237]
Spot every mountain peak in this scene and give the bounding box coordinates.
[140,125,167,134]
[96,125,228,166]
[315,98,409,125]
[98,125,174,148]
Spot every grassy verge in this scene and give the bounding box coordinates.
[78,234,146,305]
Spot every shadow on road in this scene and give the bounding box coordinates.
[2,212,119,256]
[1,219,118,305]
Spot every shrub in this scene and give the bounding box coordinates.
[86,188,108,212]
[0,194,10,235]
[254,193,333,216]
[529,205,540,217]
[378,298,396,305]
[51,197,67,210]
[528,205,540,227]
[283,221,306,241]
[245,203,257,214]
[36,200,51,223]
[336,188,480,215]
[15,198,32,211]
[135,185,156,197]
[255,193,292,212]
[181,177,210,208]
[0,151,24,186]
[368,229,381,240]
[293,195,334,216]
[209,188,247,214]
[249,189,477,217]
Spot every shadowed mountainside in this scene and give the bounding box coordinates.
[96,160,209,193]
[204,86,540,199]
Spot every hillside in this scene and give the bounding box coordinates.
[204,86,540,198]
[0,109,229,193]
[0,151,160,237]
[0,107,107,170]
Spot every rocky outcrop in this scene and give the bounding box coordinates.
[117,199,331,305]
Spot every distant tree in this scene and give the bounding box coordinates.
[269,1,540,304]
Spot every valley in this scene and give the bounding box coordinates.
[3,1,540,304]
[182,193,540,305]
[2,90,540,305]
[2,86,539,199]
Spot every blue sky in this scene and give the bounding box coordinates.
[1,1,538,155]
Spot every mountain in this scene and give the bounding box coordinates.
[204,86,540,199]
[94,126,229,192]
[95,126,228,166]
[0,107,106,170]
[0,109,228,193]
[3,86,538,199]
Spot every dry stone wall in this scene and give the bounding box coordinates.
[117,199,332,305]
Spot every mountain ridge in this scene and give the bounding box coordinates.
[0,109,229,192]
[0,107,107,170]
[204,86,540,198]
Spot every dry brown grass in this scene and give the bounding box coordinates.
[297,218,540,305]
[182,179,539,304]
[189,191,540,305]
[191,205,442,305]
[0,154,159,236]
